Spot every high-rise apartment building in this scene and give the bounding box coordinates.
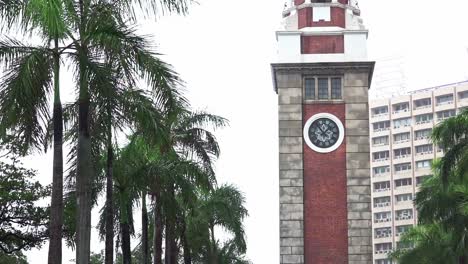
[369,81,468,264]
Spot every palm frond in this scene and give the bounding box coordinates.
[0,47,53,153]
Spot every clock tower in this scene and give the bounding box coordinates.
[271,1,374,263]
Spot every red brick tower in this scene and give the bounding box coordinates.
[272,1,374,263]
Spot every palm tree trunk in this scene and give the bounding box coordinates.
[460,255,467,264]
[153,192,163,264]
[165,185,176,264]
[180,217,191,264]
[76,51,92,264]
[48,38,63,264]
[210,223,217,264]
[164,216,173,264]
[104,123,114,264]
[121,220,132,264]
[141,191,149,264]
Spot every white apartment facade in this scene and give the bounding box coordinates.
[369,81,468,264]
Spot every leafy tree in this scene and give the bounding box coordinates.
[0,251,29,264]
[0,155,49,254]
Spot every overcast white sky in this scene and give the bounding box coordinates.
[22,0,468,263]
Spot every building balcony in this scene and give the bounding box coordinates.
[392,125,411,134]
[414,121,434,130]
[459,98,468,108]
[373,219,393,229]
[392,109,411,119]
[374,250,392,259]
[374,201,391,209]
[414,136,431,145]
[393,140,412,149]
[374,188,391,194]
[435,101,455,112]
[413,105,433,115]
[414,151,434,161]
[372,159,391,167]
[414,167,431,177]
[374,217,392,224]
[394,201,414,211]
[372,127,390,135]
[371,113,390,123]
[394,186,413,195]
[372,189,391,198]
[395,215,414,225]
[372,144,390,152]
[393,154,412,163]
[372,172,391,180]
[373,235,393,245]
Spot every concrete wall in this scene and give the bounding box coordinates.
[277,72,305,264]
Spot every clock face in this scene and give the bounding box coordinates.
[308,118,340,148]
[304,113,344,153]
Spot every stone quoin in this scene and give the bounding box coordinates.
[271,0,375,263]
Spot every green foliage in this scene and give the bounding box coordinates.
[0,155,49,254]
[0,251,29,264]
[392,110,468,263]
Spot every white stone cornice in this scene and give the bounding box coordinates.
[282,2,360,17]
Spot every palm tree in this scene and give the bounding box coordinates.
[184,184,249,264]
[391,161,468,263]
[390,224,458,264]
[155,108,227,264]
[432,109,468,184]
[0,1,69,262]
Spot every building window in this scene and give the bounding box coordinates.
[393,117,411,129]
[395,209,413,221]
[373,151,389,162]
[304,78,315,100]
[372,106,389,117]
[415,113,433,124]
[396,225,413,236]
[374,181,391,192]
[415,144,433,154]
[375,227,392,238]
[331,77,342,99]
[304,76,343,101]
[394,163,411,173]
[373,136,389,146]
[318,78,328,99]
[395,193,413,203]
[414,129,431,140]
[414,98,431,109]
[394,132,410,143]
[436,94,454,105]
[394,148,411,159]
[373,121,390,132]
[373,166,390,176]
[393,102,409,114]
[395,178,412,188]
[416,159,432,169]
[375,242,393,254]
[374,211,391,223]
[459,91,468,100]
[374,196,391,208]
[437,109,456,120]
